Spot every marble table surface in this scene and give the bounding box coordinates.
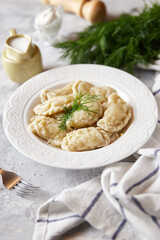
[0,0,157,239]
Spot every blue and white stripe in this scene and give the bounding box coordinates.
[153,88,160,96]
[37,189,103,223]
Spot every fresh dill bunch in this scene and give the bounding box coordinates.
[58,92,101,131]
[55,4,160,73]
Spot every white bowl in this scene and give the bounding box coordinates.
[3,64,158,169]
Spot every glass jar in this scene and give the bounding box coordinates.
[33,5,63,45]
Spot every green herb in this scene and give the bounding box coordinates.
[55,4,160,72]
[58,92,100,131]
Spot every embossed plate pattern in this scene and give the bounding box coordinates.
[3,65,158,169]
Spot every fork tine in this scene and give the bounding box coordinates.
[14,184,37,193]
[13,183,38,195]
[13,180,39,196]
[12,187,28,196]
[13,189,26,197]
[20,180,40,189]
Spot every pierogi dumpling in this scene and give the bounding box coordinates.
[40,82,74,102]
[33,94,74,116]
[29,116,66,147]
[40,90,56,103]
[97,93,132,132]
[90,86,116,103]
[61,127,111,151]
[72,80,94,95]
[66,101,103,128]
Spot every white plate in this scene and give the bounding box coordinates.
[3,64,158,169]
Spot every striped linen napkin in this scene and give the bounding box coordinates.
[33,76,160,240]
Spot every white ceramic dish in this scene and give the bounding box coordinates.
[3,64,158,169]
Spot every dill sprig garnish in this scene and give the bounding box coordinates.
[58,92,101,131]
[55,4,160,73]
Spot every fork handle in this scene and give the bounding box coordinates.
[0,169,3,186]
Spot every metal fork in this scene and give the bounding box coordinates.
[0,168,39,196]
